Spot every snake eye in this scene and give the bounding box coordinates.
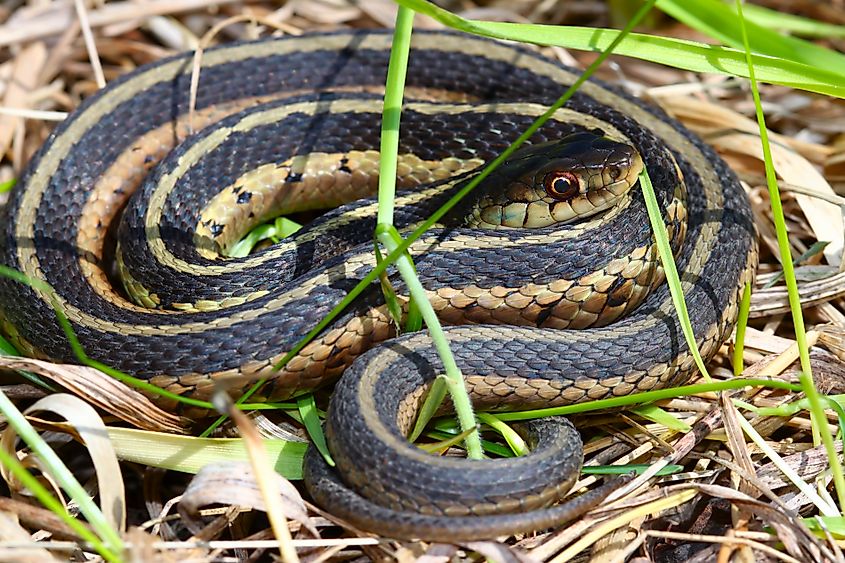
[543,171,580,201]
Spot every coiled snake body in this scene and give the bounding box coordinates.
[0,31,756,540]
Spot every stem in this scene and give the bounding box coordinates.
[377,226,483,459]
[376,7,415,225]
[732,282,752,376]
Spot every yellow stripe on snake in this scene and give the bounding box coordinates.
[0,30,757,540]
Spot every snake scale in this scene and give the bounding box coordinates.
[0,30,757,540]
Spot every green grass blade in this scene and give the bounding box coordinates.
[297,394,332,466]
[581,464,682,476]
[373,239,423,332]
[106,427,307,479]
[492,378,802,421]
[735,395,845,441]
[0,333,20,356]
[656,0,845,72]
[740,3,845,39]
[372,241,405,328]
[630,404,691,432]
[393,0,845,99]
[639,170,710,381]
[416,426,478,455]
[228,224,277,258]
[734,0,845,512]
[376,6,414,225]
[409,377,448,442]
[273,217,302,238]
[804,516,845,539]
[404,299,423,332]
[732,282,752,376]
[476,413,527,456]
[228,218,302,258]
[425,429,513,458]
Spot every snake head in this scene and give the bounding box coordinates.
[465,132,644,229]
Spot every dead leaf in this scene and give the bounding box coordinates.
[0,356,184,433]
[0,42,47,165]
[177,461,317,537]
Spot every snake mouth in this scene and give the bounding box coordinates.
[464,132,644,229]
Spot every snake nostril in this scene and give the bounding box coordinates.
[607,165,621,180]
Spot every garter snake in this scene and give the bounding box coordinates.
[0,30,757,540]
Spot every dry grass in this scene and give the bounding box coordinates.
[2,0,845,561]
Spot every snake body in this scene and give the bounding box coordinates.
[0,31,756,540]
